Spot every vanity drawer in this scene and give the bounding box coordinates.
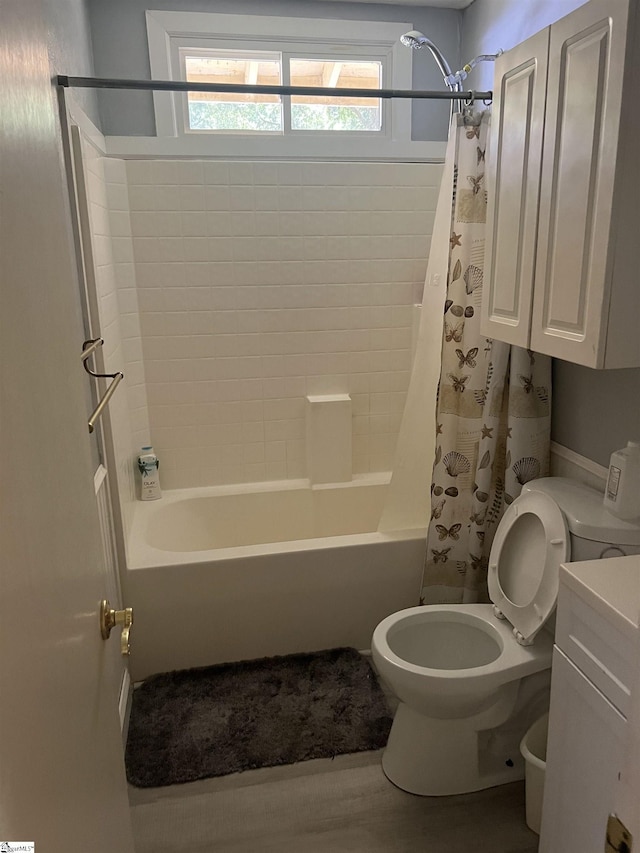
[555,584,634,717]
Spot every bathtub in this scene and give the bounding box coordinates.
[126,474,426,680]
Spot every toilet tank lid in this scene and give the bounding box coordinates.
[522,478,640,545]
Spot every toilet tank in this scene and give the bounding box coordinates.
[522,477,640,561]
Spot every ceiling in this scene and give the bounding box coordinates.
[320,0,473,8]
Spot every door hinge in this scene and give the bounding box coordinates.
[606,814,632,853]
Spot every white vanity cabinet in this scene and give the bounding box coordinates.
[539,556,639,852]
[540,648,627,852]
[482,0,640,369]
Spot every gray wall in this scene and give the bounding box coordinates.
[462,0,640,467]
[86,0,461,140]
[460,0,589,91]
[44,0,98,124]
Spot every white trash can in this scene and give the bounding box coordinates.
[519,713,548,834]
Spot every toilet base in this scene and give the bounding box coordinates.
[381,702,525,796]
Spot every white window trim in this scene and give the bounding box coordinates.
[121,9,445,161]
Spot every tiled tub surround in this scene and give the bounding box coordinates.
[103,157,150,453]
[125,160,441,489]
[80,140,150,544]
[127,474,426,679]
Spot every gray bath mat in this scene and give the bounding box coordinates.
[125,647,393,788]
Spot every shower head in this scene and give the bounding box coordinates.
[400,30,431,50]
[401,30,503,93]
[400,31,458,91]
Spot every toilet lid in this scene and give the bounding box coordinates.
[487,490,570,644]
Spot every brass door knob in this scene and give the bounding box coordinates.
[100,600,134,656]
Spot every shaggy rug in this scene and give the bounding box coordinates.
[125,647,393,788]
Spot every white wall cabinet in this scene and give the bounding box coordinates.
[482,29,549,349]
[482,0,640,369]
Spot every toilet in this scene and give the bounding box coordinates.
[372,477,640,796]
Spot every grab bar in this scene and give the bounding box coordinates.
[82,338,124,434]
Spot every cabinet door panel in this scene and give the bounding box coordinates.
[539,647,626,853]
[531,0,629,365]
[482,29,549,346]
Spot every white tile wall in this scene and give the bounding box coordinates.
[103,157,151,454]
[125,159,441,489]
[82,141,150,539]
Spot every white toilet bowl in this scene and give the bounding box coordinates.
[372,477,640,796]
[372,604,553,795]
[374,604,552,718]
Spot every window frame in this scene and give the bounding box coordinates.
[177,44,285,136]
[286,55,384,135]
[145,10,414,158]
[178,44,388,137]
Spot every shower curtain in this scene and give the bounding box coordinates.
[421,110,551,605]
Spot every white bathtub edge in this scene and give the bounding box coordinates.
[128,526,427,570]
[126,472,425,570]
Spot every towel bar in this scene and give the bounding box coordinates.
[88,372,124,433]
[81,337,104,362]
[82,338,124,433]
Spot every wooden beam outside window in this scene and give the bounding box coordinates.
[245,61,260,85]
[322,62,342,88]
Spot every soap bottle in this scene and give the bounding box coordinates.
[137,446,161,501]
[603,441,640,521]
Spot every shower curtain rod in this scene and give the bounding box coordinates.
[57,75,492,102]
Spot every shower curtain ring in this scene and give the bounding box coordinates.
[464,91,476,107]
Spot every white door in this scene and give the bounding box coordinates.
[0,3,135,851]
[481,27,549,347]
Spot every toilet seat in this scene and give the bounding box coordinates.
[488,490,569,645]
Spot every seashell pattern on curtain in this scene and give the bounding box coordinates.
[421,111,551,605]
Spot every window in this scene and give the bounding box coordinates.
[143,11,441,160]
[289,59,382,132]
[180,50,383,134]
[182,49,283,133]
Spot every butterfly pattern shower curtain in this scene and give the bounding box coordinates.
[421,111,551,605]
